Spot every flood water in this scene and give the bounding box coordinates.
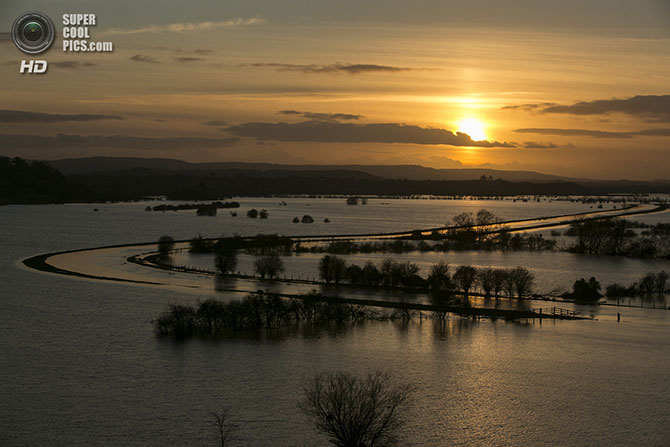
[1,198,670,446]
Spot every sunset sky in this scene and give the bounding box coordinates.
[1,0,669,179]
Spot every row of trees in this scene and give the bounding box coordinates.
[246,208,269,218]
[605,271,670,298]
[304,232,556,256]
[560,271,670,301]
[317,255,535,299]
[214,249,286,280]
[191,234,294,256]
[154,293,381,338]
[567,219,670,258]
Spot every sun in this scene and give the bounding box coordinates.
[457,117,487,141]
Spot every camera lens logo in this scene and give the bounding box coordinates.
[12,12,55,54]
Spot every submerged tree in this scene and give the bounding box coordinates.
[477,268,497,298]
[453,265,478,304]
[157,235,175,257]
[568,277,602,301]
[509,266,534,298]
[301,371,412,447]
[215,250,238,276]
[428,261,451,292]
[319,255,347,284]
[213,409,238,447]
[254,255,285,279]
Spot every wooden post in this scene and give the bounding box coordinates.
[617,312,621,322]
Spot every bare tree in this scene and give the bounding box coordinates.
[491,269,507,298]
[254,255,285,279]
[215,250,238,276]
[452,212,474,227]
[453,265,478,305]
[474,209,499,242]
[428,261,451,292]
[509,266,534,298]
[301,371,412,447]
[319,255,347,284]
[213,409,238,447]
[503,269,516,298]
[477,268,496,298]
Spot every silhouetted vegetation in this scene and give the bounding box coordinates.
[0,156,88,205]
[190,234,294,256]
[152,201,239,212]
[301,371,412,447]
[65,170,599,199]
[564,277,602,301]
[428,261,451,292]
[567,219,670,258]
[241,234,293,256]
[213,409,238,447]
[314,255,535,301]
[197,204,217,216]
[453,265,478,304]
[153,293,382,338]
[346,196,368,205]
[157,235,175,257]
[215,249,238,276]
[189,235,216,253]
[299,232,556,255]
[605,271,669,298]
[254,255,285,279]
[8,156,670,204]
[318,255,347,284]
[246,208,259,218]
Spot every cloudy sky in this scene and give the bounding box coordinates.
[1,0,669,179]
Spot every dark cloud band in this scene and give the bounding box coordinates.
[505,95,670,122]
[130,54,160,64]
[224,120,514,147]
[278,110,362,121]
[514,127,670,138]
[246,63,413,74]
[0,110,122,123]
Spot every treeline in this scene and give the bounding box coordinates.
[151,201,239,212]
[154,293,383,338]
[562,271,670,302]
[567,219,670,258]
[317,255,535,299]
[190,234,294,256]
[68,170,591,199]
[304,232,556,255]
[605,271,670,298]
[0,156,88,205]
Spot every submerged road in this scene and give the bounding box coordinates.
[21,202,666,296]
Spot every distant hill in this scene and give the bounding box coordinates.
[0,156,88,205]
[48,157,571,182]
[2,156,668,205]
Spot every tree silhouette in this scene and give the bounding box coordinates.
[301,371,412,447]
[254,255,285,279]
[215,250,238,276]
[157,235,175,257]
[453,265,478,305]
[213,409,238,447]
